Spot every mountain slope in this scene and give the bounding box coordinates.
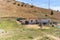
[0,0,60,20]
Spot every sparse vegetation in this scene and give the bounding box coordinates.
[0,19,43,40]
[45,14,48,17]
[51,10,54,15]
[0,19,60,40]
[17,4,20,6]
[31,5,34,8]
[28,36,33,39]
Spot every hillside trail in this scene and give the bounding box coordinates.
[33,31,60,40]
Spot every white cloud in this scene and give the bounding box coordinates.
[51,6,60,11]
[37,3,60,11]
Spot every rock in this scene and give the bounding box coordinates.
[0,29,5,34]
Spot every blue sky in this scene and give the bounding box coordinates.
[16,0,60,11]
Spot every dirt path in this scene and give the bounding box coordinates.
[16,21,21,24]
[33,31,60,40]
[42,31,60,40]
[33,37,42,40]
[46,34,60,40]
[25,25,40,29]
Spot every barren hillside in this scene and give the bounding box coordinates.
[0,0,60,20]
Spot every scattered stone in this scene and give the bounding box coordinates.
[0,29,5,34]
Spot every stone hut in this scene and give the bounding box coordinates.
[38,18,51,26]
